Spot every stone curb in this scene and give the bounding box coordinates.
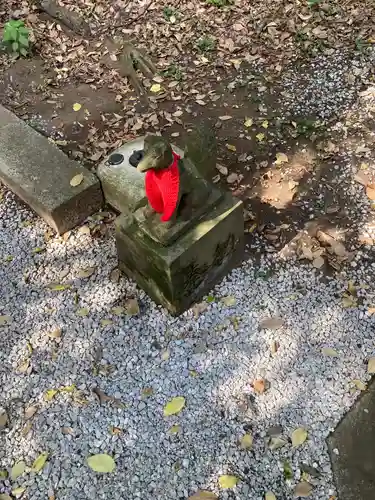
[0,104,103,234]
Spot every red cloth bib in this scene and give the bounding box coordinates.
[144,151,181,222]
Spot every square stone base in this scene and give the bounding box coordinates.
[115,193,244,316]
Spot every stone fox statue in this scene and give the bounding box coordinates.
[135,131,217,224]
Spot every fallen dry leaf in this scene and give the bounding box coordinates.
[291,427,308,447]
[77,308,89,317]
[270,340,279,355]
[260,317,284,330]
[101,319,113,326]
[125,298,140,316]
[93,387,124,408]
[150,83,162,93]
[268,436,287,451]
[192,301,208,316]
[72,103,82,111]
[47,328,62,339]
[351,379,366,391]
[10,461,26,481]
[294,482,313,497]
[227,173,240,184]
[240,433,253,449]
[226,144,237,152]
[218,475,239,489]
[321,347,339,357]
[312,256,325,269]
[221,295,236,306]
[77,267,95,279]
[11,487,26,497]
[219,115,232,121]
[163,396,185,416]
[110,268,121,283]
[44,389,58,401]
[253,378,267,394]
[265,493,277,500]
[32,452,49,472]
[244,118,253,128]
[366,185,375,200]
[0,315,11,326]
[87,454,115,473]
[25,405,38,419]
[169,424,181,435]
[0,410,8,429]
[274,152,288,165]
[188,491,218,500]
[367,357,375,374]
[70,174,84,187]
[216,164,228,175]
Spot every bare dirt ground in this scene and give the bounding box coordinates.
[1,0,375,268]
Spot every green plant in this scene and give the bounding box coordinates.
[161,64,184,81]
[2,19,30,57]
[163,6,176,20]
[196,36,216,52]
[355,37,369,53]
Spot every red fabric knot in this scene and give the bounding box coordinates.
[145,151,181,222]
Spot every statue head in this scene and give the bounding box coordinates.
[137,135,174,173]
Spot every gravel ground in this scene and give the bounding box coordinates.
[1,175,375,500]
[1,46,375,500]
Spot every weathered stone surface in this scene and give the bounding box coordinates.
[135,187,223,246]
[327,379,375,500]
[116,193,244,315]
[97,137,184,214]
[0,105,103,234]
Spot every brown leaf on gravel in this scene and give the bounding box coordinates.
[93,387,124,408]
[188,491,218,500]
[77,267,95,279]
[253,378,267,394]
[110,268,121,283]
[125,298,140,316]
[366,184,375,200]
[25,405,38,420]
[260,317,284,330]
[0,410,8,429]
[47,328,62,339]
[22,421,33,437]
[294,481,313,497]
[17,359,30,374]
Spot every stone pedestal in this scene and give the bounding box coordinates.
[115,193,244,315]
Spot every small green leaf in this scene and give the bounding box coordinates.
[0,494,12,500]
[163,396,186,416]
[11,486,26,497]
[59,384,75,393]
[11,460,26,480]
[218,475,239,489]
[47,283,71,291]
[18,27,30,35]
[12,41,19,52]
[87,453,116,473]
[283,460,293,480]
[44,389,58,401]
[18,36,29,47]
[32,452,49,472]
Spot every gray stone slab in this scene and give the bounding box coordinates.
[115,192,244,315]
[0,105,103,234]
[327,379,375,500]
